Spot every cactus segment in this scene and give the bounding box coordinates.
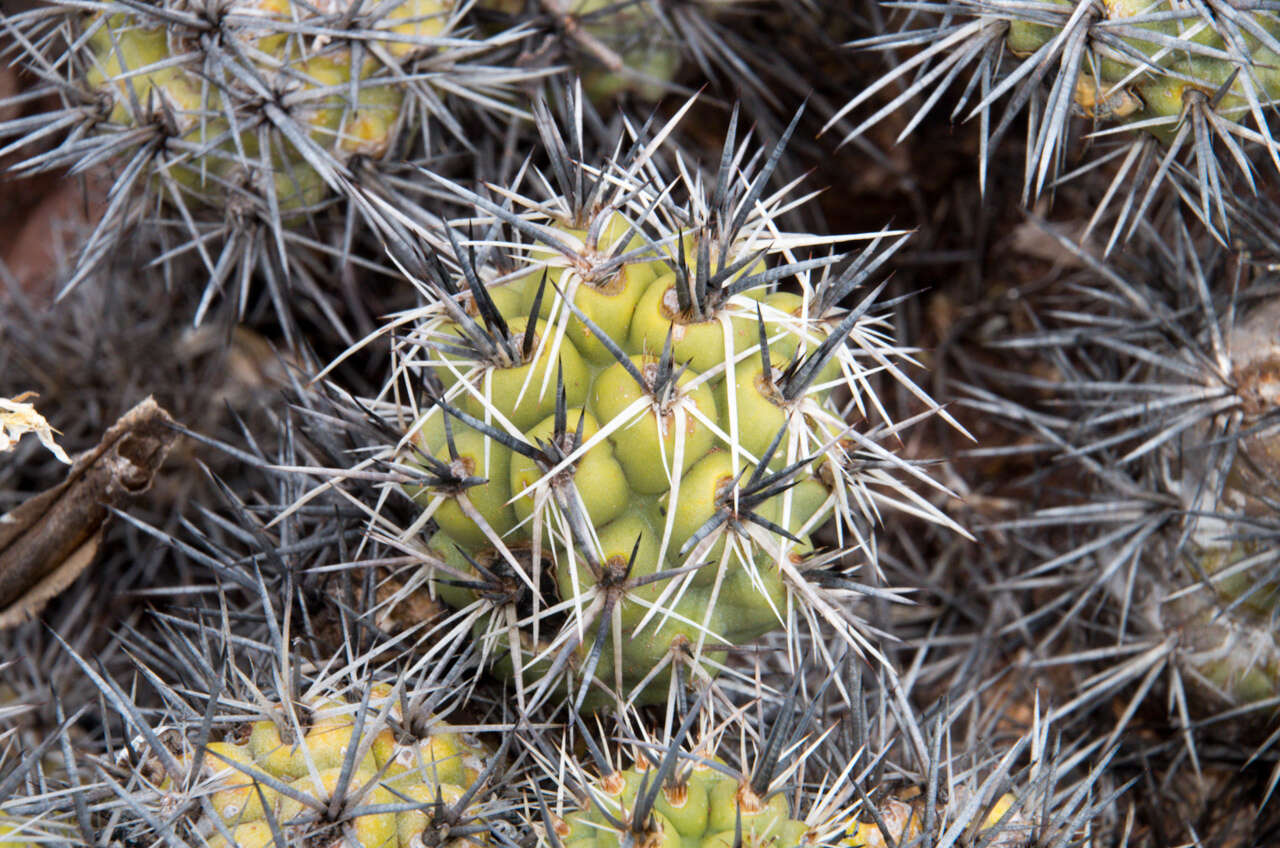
[972,225,1280,728]
[539,712,854,848]
[356,100,961,711]
[154,688,491,848]
[398,231,857,707]
[473,0,767,103]
[830,0,1280,244]
[0,0,533,321]
[1003,0,1280,144]
[76,0,454,211]
[560,761,812,848]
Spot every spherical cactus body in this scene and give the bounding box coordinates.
[381,108,945,711]
[157,686,489,848]
[404,218,842,706]
[81,0,453,214]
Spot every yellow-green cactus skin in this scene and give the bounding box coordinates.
[0,812,76,848]
[0,821,42,848]
[842,793,1026,848]
[400,203,874,708]
[161,685,488,847]
[1004,0,1280,141]
[842,799,920,848]
[557,760,814,848]
[81,0,452,211]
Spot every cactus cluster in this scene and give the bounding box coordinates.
[5,0,1280,843]
[0,0,822,327]
[1002,0,1280,139]
[81,0,452,208]
[545,727,832,848]
[6,603,511,848]
[0,0,531,329]
[148,686,490,848]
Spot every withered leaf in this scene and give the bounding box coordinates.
[0,397,178,629]
[1,391,71,463]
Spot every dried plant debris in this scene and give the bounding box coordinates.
[0,397,177,628]
[0,392,69,464]
[0,258,298,523]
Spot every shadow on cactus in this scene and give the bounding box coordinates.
[303,94,968,716]
[959,221,1280,768]
[472,0,820,115]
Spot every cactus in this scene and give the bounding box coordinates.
[0,0,531,327]
[1000,0,1280,143]
[158,685,493,848]
[550,757,823,848]
[0,694,81,848]
[319,96,960,713]
[8,0,1280,836]
[0,815,73,848]
[74,0,463,205]
[530,690,864,848]
[828,0,1280,246]
[18,598,512,848]
[478,0,680,101]
[473,0,818,113]
[1170,298,1280,706]
[523,669,1114,848]
[843,793,1030,848]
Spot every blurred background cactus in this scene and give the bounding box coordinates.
[3,0,1280,845]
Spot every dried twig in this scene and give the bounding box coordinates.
[0,397,178,628]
